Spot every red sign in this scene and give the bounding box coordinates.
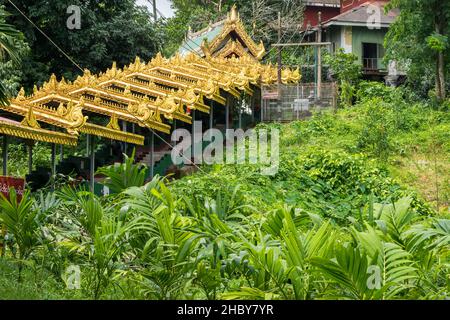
[0,176,25,202]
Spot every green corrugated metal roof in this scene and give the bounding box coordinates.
[179,24,224,56]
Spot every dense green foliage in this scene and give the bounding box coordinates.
[0,0,448,302]
[164,0,305,60]
[385,0,449,101]
[0,6,24,104]
[0,90,448,300]
[1,0,165,90]
[325,49,361,107]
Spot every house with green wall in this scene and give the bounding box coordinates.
[305,0,400,80]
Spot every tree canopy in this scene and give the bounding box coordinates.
[1,0,165,91]
[164,0,305,60]
[385,0,449,101]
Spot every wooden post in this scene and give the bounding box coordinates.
[317,12,323,100]
[2,136,8,176]
[277,12,282,85]
[152,0,157,22]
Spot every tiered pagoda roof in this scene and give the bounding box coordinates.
[0,6,301,147]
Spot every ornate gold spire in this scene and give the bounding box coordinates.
[228,4,239,23]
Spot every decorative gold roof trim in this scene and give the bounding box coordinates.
[21,104,41,129]
[126,70,226,105]
[80,123,146,145]
[149,53,243,96]
[98,79,210,113]
[96,61,211,112]
[205,5,266,60]
[124,57,223,102]
[0,120,78,146]
[3,101,86,135]
[168,53,256,94]
[148,64,242,98]
[214,39,252,60]
[26,70,176,134]
[33,93,172,134]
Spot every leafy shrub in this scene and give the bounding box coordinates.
[357,99,392,160]
[356,81,397,103]
[97,150,148,194]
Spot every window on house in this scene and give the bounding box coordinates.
[362,43,385,70]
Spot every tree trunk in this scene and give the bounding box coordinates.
[436,57,442,100]
[438,50,446,100]
[435,17,446,101]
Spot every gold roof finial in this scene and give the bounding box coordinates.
[16,87,26,101]
[21,104,40,129]
[228,4,239,23]
[106,113,120,131]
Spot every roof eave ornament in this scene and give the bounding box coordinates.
[201,38,212,59]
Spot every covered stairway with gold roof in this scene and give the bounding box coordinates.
[0,6,300,191]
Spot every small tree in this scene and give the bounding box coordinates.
[0,189,41,281]
[385,0,449,102]
[325,49,361,107]
[97,149,148,194]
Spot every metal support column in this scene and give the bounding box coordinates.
[86,134,90,157]
[260,94,264,123]
[317,12,323,100]
[150,130,155,179]
[27,144,33,175]
[172,120,177,147]
[191,109,196,164]
[225,100,230,130]
[60,145,64,162]
[122,121,128,156]
[238,104,242,129]
[251,95,255,123]
[2,136,8,176]
[51,143,57,190]
[210,102,214,130]
[90,136,95,192]
[51,143,56,177]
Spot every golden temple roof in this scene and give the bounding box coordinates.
[1,7,300,147]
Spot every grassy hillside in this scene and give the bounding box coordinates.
[172,93,449,218]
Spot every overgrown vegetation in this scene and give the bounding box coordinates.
[0,0,448,301]
[0,83,448,300]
